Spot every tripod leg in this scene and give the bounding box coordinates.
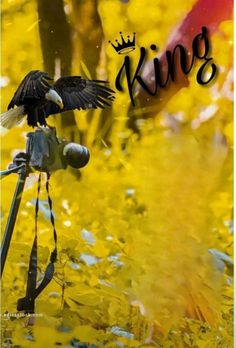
[0,167,28,278]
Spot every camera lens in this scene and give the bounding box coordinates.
[63,143,90,169]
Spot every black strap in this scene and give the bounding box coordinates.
[17,173,58,314]
[46,173,58,251]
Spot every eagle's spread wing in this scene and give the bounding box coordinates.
[39,76,115,117]
[8,70,53,110]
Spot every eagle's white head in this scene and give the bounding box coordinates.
[45,89,64,109]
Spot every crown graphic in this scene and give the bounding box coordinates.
[109,32,136,54]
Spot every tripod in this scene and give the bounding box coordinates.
[0,160,29,277]
[0,127,90,280]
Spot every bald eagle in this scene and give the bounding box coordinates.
[1,70,115,128]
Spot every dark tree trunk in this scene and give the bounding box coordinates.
[37,0,75,133]
[37,0,113,144]
[37,0,72,76]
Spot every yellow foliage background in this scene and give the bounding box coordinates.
[0,0,233,347]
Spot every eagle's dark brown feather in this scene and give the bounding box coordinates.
[38,77,115,118]
[8,70,53,110]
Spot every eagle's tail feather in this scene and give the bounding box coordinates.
[0,106,25,129]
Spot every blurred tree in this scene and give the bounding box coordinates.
[37,0,76,137]
[37,0,113,144]
[72,0,109,142]
[37,0,72,76]
[71,0,103,78]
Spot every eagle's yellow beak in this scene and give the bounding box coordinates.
[56,99,64,109]
[45,89,64,109]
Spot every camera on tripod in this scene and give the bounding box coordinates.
[8,127,90,174]
[0,127,90,279]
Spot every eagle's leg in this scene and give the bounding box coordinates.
[37,117,56,134]
[42,116,56,131]
[27,111,38,128]
[38,113,47,127]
